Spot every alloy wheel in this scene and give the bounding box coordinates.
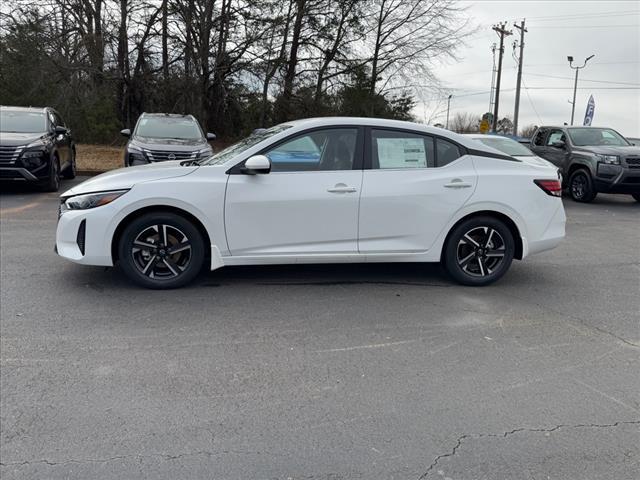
[456,226,506,277]
[571,173,587,200]
[131,224,192,279]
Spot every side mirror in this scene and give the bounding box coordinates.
[551,141,565,149]
[206,132,216,141]
[243,155,271,175]
[54,125,67,134]
[120,128,131,137]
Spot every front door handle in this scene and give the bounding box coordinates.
[444,179,472,189]
[327,183,357,193]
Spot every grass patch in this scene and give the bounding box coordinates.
[76,144,123,172]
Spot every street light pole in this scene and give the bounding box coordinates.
[568,54,595,125]
[446,94,452,129]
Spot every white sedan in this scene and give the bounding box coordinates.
[56,117,565,288]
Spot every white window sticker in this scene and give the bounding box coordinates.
[376,138,426,168]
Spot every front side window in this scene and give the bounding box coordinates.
[371,129,435,169]
[546,130,565,145]
[265,128,357,172]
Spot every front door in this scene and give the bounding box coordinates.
[358,128,476,253]
[224,127,363,256]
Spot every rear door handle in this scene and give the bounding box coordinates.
[327,183,357,193]
[444,179,472,189]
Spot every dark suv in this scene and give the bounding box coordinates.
[0,106,76,191]
[121,113,215,167]
[530,126,640,203]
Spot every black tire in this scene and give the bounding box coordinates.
[118,212,205,289]
[632,193,640,203]
[443,216,515,286]
[41,157,60,192]
[62,149,77,179]
[568,169,597,203]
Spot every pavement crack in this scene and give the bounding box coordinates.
[418,421,640,479]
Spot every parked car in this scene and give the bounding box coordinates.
[121,113,215,167]
[530,126,640,202]
[464,134,561,181]
[56,117,565,289]
[0,106,76,191]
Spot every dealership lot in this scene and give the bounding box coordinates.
[1,179,638,479]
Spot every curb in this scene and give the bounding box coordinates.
[77,170,107,177]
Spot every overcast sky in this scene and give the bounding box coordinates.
[417,0,640,136]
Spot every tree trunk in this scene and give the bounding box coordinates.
[277,0,305,122]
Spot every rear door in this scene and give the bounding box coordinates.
[358,128,476,253]
[224,127,363,256]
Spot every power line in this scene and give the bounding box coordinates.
[521,77,543,125]
[530,24,639,29]
[525,72,640,86]
[526,9,640,20]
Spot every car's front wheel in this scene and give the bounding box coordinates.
[62,148,77,179]
[443,216,515,286]
[118,212,205,289]
[569,169,597,202]
[41,157,60,192]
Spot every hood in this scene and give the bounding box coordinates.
[513,155,556,168]
[573,145,640,156]
[131,136,207,150]
[0,131,49,147]
[62,161,199,197]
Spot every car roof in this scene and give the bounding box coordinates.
[280,117,490,151]
[140,112,195,119]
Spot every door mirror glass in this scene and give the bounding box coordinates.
[54,125,67,134]
[206,132,216,141]
[120,128,131,137]
[551,141,565,149]
[243,155,271,174]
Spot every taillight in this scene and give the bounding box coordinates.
[534,179,562,197]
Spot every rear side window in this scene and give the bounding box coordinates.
[436,138,462,167]
[371,129,435,169]
[533,128,548,146]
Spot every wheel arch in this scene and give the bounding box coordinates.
[441,210,524,261]
[567,161,593,179]
[111,205,212,263]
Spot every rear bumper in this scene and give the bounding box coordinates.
[523,202,566,257]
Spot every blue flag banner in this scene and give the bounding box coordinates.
[583,95,595,126]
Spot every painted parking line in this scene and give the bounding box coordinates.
[0,201,42,217]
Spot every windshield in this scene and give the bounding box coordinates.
[475,136,533,156]
[135,116,203,140]
[567,128,630,147]
[200,124,293,165]
[0,110,46,133]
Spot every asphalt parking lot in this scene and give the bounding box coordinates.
[1,178,638,479]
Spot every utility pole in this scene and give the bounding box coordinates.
[489,43,497,113]
[446,94,452,129]
[492,23,512,132]
[568,54,595,125]
[512,19,527,136]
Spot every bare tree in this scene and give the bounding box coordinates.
[450,112,480,133]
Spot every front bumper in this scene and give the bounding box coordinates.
[594,163,640,194]
[56,207,115,266]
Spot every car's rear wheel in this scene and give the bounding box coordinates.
[118,212,205,289]
[632,193,640,203]
[569,169,597,202]
[444,216,515,286]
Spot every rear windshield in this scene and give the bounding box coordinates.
[0,110,46,133]
[567,128,629,147]
[475,136,533,156]
[135,116,203,140]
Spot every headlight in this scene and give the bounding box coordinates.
[196,147,213,159]
[596,154,620,165]
[21,149,45,159]
[64,190,129,210]
[127,145,147,165]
